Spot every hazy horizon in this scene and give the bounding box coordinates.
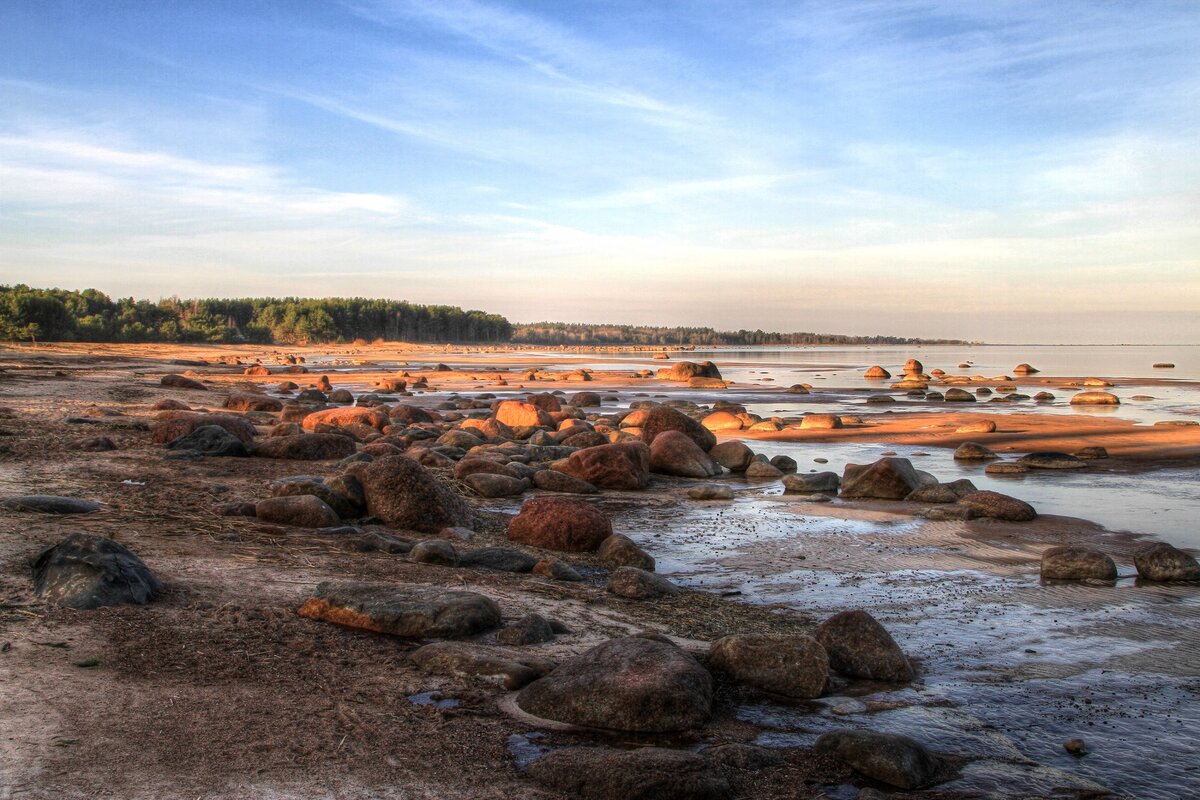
[2,2,1198,344]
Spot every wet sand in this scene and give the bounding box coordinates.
[0,342,1197,799]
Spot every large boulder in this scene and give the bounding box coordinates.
[507,497,612,552]
[1133,542,1200,582]
[2,495,101,514]
[657,361,722,382]
[639,407,717,452]
[302,407,388,431]
[254,495,340,528]
[496,400,553,429]
[32,532,161,609]
[356,455,472,532]
[815,730,944,790]
[224,392,283,413]
[701,411,743,432]
[782,472,840,494]
[816,610,913,682]
[840,458,924,500]
[151,413,256,444]
[708,634,829,699]
[167,425,249,457]
[559,442,651,490]
[709,441,754,472]
[957,490,1037,522]
[527,747,731,800]
[271,477,362,519]
[252,433,357,461]
[516,636,713,732]
[1041,546,1117,582]
[649,430,721,478]
[297,581,500,639]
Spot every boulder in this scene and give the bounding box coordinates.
[1133,542,1200,582]
[31,532,161,609]
[151,413,256,444]
[640,406,717,451]
[953,442,998,461]
[955,419,997,433]
[411,642,554,689]
[297,581,501,639]
[902,358,923,374]
[507,497,612,552]
[944,388,977,402]
[649,430,721,478]
[459,547,538,573]
[463,473,528,498]
[782,472,840,493]
[516,636,712,732]
[907,481,974,503]
[597,534,655,571]
[607,567,679,599]
[1018,452,1087,470]
[709,441,754,472]
[708,634,829,699]
[1013,363,1039,374]
[815,730,944,790]
[496,400,553,429]
[356,455,472,532]
[302,407,388,431]
[532,558,583,582]
[532,470,598,494]
[223,392,283,413]
[560,429,608,449]
[864,366,891,379]
[840,458,923,500]
[252,433,357,461]
[255,495,340,528]
[167,425,249,457]
[701,411,743,432]
[160,374,207,390]
[1040,546,1117,581]
[389,404,434,425]
[1070,391,1119,405]
[559,442,651,490]
[799,413,842,430]
[2,495,101,514]
[957,490,1037,522]
[744,459,783,479]
[816,610,913,682]
[495,613,557,646]
[569,391,601,407]
[409,539,459,566]
[658,361,722,382]
[687,485,733,501]
[78,436,117,452]
[527,747,731,800]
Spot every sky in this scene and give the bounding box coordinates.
[1,1,1198,344]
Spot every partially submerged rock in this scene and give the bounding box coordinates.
[709,633,829,699]
[840,458,924,500]
[782,472,840,494]
[1018,452,1087,470]
[168,424,249,457]
[516,636,713,732]
[32,532,161,609]
[816,730,945,790]
[298,581,501,639]
[649,430,721,478]
[816,610,913,682]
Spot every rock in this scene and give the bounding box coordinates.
[944,388,977,402]
[78,435,117,452]
[953,442,998,460]
[255,495,340,528]
[532,558,583,581]
[560,429,608,449]
[1013,363,1039,374]
[252,433,357,461]
[687,485,733,500]
[649,430,721,478]
[357,455,472,533]
[744,459,783,479]
[463,473,528,498]
[516,636,712,732]
[1073,446,1109,460]
[902,358,923,374]
[709,441,754,472]
[1153,363,1175,369]
[597,534,655,571]
[409,539,459,566]
[958,490,1037,521]
[708,634,829,699]
[389,404,434,425]
[1018,452,1087,470]
[815,730,944,790]
[816,610,913,682]
[411,642,554,690]
[297,581,501,639]
[639,406,717,453]
[559,442,650,490]
[1133,542,1200,582]
[151,413,256,444]
[921,505,978,521]
[840,458,923,500]
[955,419,997,433]
[152,398,191,411]
[223,392,283,413]
[1040,546,1117,581]
[327,389,353,404]
[527,747,731,800]
[496,400,553,429]
[800,413,842,429]
[607,567,678,599]
[569,391,601,407]
[782,472,840,493]
[864,365,891,379]
[658,360,722,382]
[459,547,538,573]
[769,455,797,473]
[31,532,161,609]
[507,497,612,552]
[439,429,484,450]
[343,532,412,554]
[703,743,785,771]
[701,411,743,432]
[160,374,207,390]
[1070,391,1119,405]
[167,424,250,457]
[243,365,271,376]
[532,469,598,494]
[906,481,975,503]
[496,613,557,646]
[302,407,388,431]
[2,495,102,514]
[985,462,1028,475]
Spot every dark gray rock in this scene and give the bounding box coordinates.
[2,495,102,514]
[32,532,161,609]
[409,539,459,566]
[816,730,944,790]
[1134,542,1200,582]
[1018,451,1087,470]
[782,472,840,493]
[496,613,556,645]
[607,567,678,599]
[459,547,538,573]
[532,469,599,494]
[841,458,923,500]
[252,433,356,461]
[1041,546,1117,581]
[958,490,1037,521]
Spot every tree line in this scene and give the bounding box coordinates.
[0,285,964,346]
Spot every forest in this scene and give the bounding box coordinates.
[0,285,962,346]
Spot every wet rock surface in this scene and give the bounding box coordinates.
[1134,542,1200,582]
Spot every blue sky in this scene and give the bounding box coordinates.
[1,1,1198,342]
